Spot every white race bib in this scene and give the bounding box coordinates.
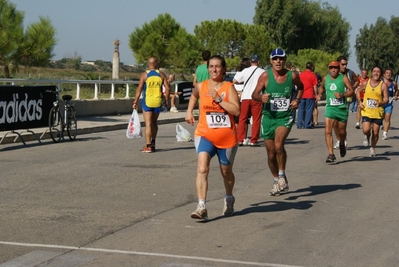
[366,98,378,108]
[330,97,344,106]
[270,97,290,112]
[206,112,231,128]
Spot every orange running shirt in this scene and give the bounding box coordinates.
[194,80,237,148]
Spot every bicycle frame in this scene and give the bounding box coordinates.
[47,88,77,142]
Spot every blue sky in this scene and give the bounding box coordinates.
[10,0,398,72]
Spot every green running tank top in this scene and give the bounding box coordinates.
[262,69,293,118]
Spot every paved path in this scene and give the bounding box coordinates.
[1,106,398,267]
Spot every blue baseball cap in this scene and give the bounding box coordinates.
[270,48,286,59]
[250,54,260,62]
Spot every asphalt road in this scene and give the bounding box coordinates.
[1,108,398,267]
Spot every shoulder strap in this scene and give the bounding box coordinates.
[243,67,258,90]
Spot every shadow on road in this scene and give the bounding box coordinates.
[236,200,316,214]
[286,138,310,145]
[284,183,362,200]
[196,183,362,223]
[196,200,316,223]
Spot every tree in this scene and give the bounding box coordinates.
[288,49,341,77]
[241,24,276,68]
[194,19,246,59]
[165,28,200,79]
[253,0,350,55]
[18,16,56,67]
[355,17,398,72]
[194,20,275,69]
[129,13,200,78]
[0,0,24,77]
[0,0,57,77]
[253,0,298,53]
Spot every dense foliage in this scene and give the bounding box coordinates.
[128,13,200,79]
[355,16,399,73]
[0,0,56,77]
[253,0,350,55]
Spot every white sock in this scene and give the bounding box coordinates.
[278,170,285,177]
[198,199,206,207]
[225,195,233,199]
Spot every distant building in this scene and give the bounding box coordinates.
[82,61,96,66]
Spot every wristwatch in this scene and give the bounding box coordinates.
[216,97,223,103]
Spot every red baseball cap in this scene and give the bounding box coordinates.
[328,61,339,67]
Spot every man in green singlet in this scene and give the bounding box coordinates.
[317,61,354,162]
[252,48,303,196]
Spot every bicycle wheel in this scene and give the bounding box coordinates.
[66,106,77,141]
[48,106,63,143]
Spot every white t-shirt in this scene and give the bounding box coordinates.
[233,66,265,100]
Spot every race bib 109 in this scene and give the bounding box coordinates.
[206,112,231,128]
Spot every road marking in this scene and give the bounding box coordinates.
[0,241,304,267]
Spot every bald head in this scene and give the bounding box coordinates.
[147,57,158,69]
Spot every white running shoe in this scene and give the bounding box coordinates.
[333,140,340,149]
[363,135,370,147]
[369,147,376,157]
[334,140,347,149]
[278,175,289,193]
[191,203,208,220]
[243,138,250,146]
[382,132,388,140]
[270,181,280,196]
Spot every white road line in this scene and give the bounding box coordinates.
[0,241,304,267]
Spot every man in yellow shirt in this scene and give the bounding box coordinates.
[356,66,388,157]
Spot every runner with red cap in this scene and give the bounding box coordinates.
[317,61,354,162]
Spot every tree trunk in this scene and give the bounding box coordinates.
[178,72,188,81]
[4,65,11,78]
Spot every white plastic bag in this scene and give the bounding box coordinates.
[176,123,192,142]
[126,109,142,139]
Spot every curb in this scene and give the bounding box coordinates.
[0,117,189,145]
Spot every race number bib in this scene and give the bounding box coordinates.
[366,98,378,108]
[206,112,231,128]
[330,97,344,106]
[270,97,290,112]
[389,96,393,103]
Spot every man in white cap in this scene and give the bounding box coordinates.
[233,54,265,146]
[252,48,303,196]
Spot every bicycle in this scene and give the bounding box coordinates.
[46,88,77,143]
